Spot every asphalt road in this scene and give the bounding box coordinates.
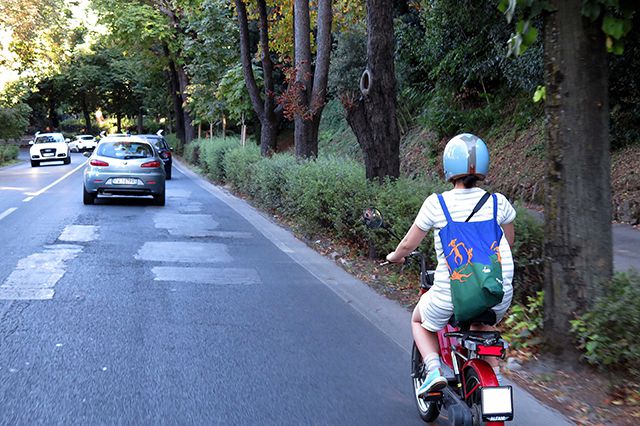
[0,150,574,425]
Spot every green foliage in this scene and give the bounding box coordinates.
[215,64,261,126]
[0,144,20,164]
[371,177,447,260]
[570,272,640,378]
[165,133,183,156]
[282,156,373,240]
[502,290,544,349]
[199,137,240,181]
[0,103,31,140]
[183,139,203,165]
[223,144,261,196]
[327,26,367,96]
[317,99,360,159]
[252,153,299,211]
[511,204,544,301]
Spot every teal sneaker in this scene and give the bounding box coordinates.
[417,368,447,397]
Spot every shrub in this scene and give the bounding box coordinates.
[502,291,544,349]
[511,204,544,302]
[0,144,19,164]
[283,156,373,240]
[369,177,447,262]
[165,133,183,156]
[183,138,203,165]
[223,143,261,195]
[570,272,640,379]
[199,137,239,181]
[253,153,298,211]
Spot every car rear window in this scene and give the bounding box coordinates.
[97,142,154,159]
[79,136,94,140]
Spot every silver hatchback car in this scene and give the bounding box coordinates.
[83,137,166,206]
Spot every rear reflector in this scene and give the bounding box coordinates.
[141,160,161,168]
[477,346,504,357]
[90,159,109,166]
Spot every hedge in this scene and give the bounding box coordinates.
[180,136,544,301]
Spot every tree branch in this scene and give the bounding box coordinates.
[310,0,333,115]
[234,0,265,120]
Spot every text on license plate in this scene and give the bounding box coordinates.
[112,178,138,185]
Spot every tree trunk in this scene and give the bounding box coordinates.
[166,58,185,145]
[235,0,280,156]
[292,0,332,159]
[342,0,400,183]
[82,93,92,134]
[137,107,144,134]
[543,0,612,357]
[177,65,195,143]
[116,112,122,133]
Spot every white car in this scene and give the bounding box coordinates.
[29,132,71,167]
[69,135,97,152]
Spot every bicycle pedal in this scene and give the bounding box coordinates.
[422,391,443,402]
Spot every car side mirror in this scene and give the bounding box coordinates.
[83,151,91,158]
[29,140,34,145]
[65,138,71,143]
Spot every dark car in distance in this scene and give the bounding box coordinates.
[136,131,173,179]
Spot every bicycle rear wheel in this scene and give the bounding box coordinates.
[411,342,441,423]
[463,366,504,426]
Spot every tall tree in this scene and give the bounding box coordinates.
[542,0,612,356]
[235,0,281,156]
[342,0,400,182]
[290,0,332,159]
[500,0,636,356]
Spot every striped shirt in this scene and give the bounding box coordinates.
[414,188,516,312]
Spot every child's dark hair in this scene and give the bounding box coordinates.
[452,175,479,188]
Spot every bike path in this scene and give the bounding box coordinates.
[175,159,573,426]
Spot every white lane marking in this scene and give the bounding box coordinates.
[0,207,17,221]
[23,197,34,202]
[27,161,85,197]
[58,225,98,242]
[135,242,232,263]
[0,244,82,300]
[152,267,261,285]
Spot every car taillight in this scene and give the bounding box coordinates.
[161,151,171,159]
[90,159,109,166]
[141,160,162,168]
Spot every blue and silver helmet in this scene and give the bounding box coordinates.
[443,133,490,181]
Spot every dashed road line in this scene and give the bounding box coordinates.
[0,207,17,221]
[27,161,85,197]
[22,197,34,202]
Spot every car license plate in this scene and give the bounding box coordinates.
[42,153,54,157]
[481,386,513,421]
[112,178,138,185]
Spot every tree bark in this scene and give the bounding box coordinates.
[342,0,400,183]
[82,93,92,134]
[293,0,332,159]
[235,0,279,156]
[116,111,122,133]
[176,65,195,143]
[543,0,612,356]
[165,51,186,145]
[137,106,144,134]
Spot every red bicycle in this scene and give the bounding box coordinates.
[363,208,514,425]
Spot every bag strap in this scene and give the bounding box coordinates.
[437,194,453,223]
[465,192,491,222]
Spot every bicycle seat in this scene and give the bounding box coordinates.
[448,310,496,331]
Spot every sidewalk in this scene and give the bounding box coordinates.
[527,209,639,272]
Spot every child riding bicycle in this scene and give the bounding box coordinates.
[386,133,516,396]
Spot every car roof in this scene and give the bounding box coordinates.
[76,134,94,137]
[36,132,63,137]
[98,136,150,144]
